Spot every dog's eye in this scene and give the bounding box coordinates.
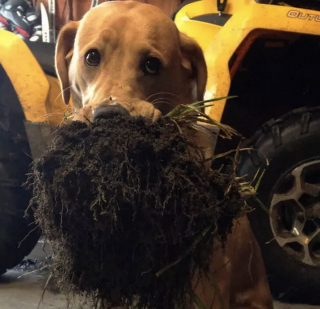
[143,57,161,75]
[85,50,100,66]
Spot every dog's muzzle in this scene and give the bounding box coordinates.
[92,104,130,121]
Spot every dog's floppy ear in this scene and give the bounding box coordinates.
[179,32,207,101]
[55,21,80,105]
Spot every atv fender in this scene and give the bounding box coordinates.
[175,3,320,122]
[0,29,49,123]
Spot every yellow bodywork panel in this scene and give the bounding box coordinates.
[175,2,320,121]
[0,30,49,123]
[0,30,71,125]
[175,0,254,50]
[175,0,254,20]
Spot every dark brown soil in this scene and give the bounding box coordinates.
[27,116,244,309]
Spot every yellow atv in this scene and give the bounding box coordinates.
[0,30,69,274]
[174,0,320,304]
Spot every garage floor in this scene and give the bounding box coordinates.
[0,241,319,309]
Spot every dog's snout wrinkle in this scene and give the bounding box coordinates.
[92,104,129,121]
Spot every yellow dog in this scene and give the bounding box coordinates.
[55,2,274,308]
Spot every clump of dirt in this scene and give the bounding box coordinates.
[27,116,245,309]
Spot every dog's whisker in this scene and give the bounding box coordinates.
[54,86,73,105]
[151,97,177,105]
[33,110,70,123]
[151,96,177,102]
[146,92,180,101]
[152,101,176,108]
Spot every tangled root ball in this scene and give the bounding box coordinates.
[28,117,244,309]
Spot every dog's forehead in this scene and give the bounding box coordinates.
[79,2,177,42]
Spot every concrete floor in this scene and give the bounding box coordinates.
[0,242,319,309]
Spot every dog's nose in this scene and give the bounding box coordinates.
[92,104,130,121]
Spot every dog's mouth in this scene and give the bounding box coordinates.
[92,104,130,121]
[72,100,163,123]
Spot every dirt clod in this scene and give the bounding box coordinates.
[27,116,244,309]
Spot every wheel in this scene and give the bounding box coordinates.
[239,107,320,304]
[0,65,40,274]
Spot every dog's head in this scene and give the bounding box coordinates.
[55,1,207,122]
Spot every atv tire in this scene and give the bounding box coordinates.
[0,65,40,275]
[239,107,320,304]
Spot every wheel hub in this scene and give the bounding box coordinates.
[270,160,320,267]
